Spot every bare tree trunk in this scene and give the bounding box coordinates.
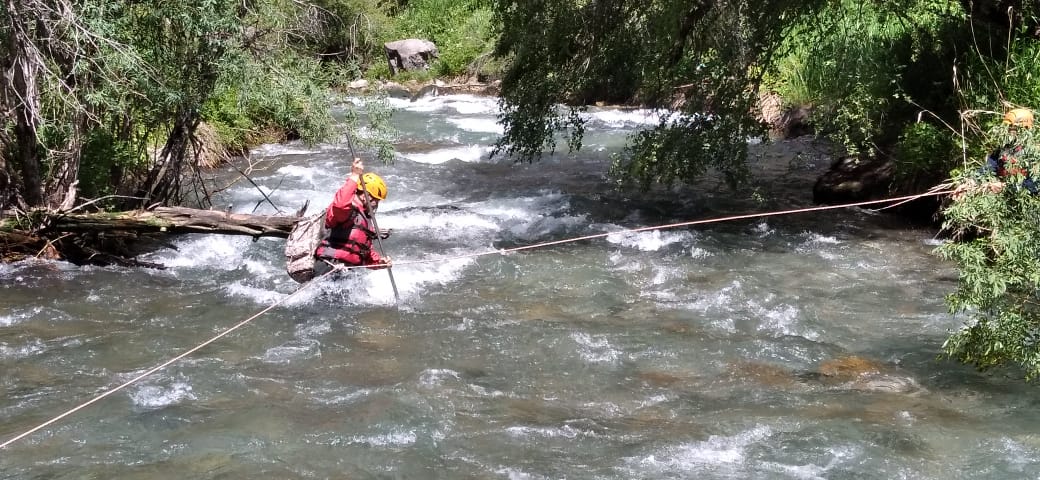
[1,0,46,208]
[43,112,85,210]
[0,131,12,209]
[136,108,202,209]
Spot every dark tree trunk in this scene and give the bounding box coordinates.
[2,0,46,209]
[135,109,202,209]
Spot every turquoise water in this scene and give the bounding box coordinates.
[2,95,1039,479]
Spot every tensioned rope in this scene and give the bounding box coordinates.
[0,187,950,450]
[338,188,953,271]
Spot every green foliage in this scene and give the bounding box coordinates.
[492,0,807,189]
[895,121,959,189]
[769,0,966,157]
[202,54,336,149]
[78,129,144,203]
[939,125,1040,378]
[386,0,496,78]
[958,32,1040,126]
[289,0,393,65]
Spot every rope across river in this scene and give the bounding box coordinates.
[0,188,950,450]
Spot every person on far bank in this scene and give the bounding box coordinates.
[315,157,392,272]
[952,107,1038,199]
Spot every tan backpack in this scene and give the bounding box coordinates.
[284,209,327,283]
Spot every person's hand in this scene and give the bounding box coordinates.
[350,157,364,184]
[951,180,975,201]
[951,179,1004,200]
[369,256,392,270]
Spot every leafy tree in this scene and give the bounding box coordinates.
[0,0,386,212]
[939,125,1040,378]
[490,0,844,189]
[937,23,1040,379]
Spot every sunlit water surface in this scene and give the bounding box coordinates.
[3,94,1039,479]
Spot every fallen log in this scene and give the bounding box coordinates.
[43,206,299,238]
[1,206,304,266]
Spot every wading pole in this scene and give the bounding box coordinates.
[347,136,400,303]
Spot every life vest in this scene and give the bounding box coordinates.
[316,206,378,266]
[997,150,1028,178]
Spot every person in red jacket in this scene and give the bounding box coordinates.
[315,157,392,270]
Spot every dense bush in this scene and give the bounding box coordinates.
[381,0,496,79]
[939,124,1040,378]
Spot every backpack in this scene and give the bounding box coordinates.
[284,209,327,283]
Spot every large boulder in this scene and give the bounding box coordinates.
[758,91,813,140]
[813,154,895,204]
[384,39,439,75]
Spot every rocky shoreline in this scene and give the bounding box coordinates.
[342,78,502,101]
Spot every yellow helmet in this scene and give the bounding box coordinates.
[359,172,387,200]
[1003,108,1034,129]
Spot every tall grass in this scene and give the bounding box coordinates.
[380,0,497,79]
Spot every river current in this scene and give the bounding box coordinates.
[2,94,1040,479]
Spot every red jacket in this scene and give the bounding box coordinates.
[314,178,384,267]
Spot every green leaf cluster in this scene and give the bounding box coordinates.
[1,0,397,210]
[491,0,812,187]
[939,126,1040,378]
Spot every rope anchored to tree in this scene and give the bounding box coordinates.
[0,188,951,450]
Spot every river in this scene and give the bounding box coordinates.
[2,93,1039,479]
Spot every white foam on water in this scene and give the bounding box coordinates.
[753,444,859,480]
[584,108,670,128]
[348,429,417,447]
[252,142,321,157]
[241,258,277,279]
[225,282,290,305]
[391,209,501,236]
[492,467,542,480]
[274,164,322,185]
[0,306,42,327]
[261,339,321,364]
[129,380,197,410]
[446,116,503,134]
[419,368,461,387]
[142,235,251,269]
[572,332,622,364]
[388,94,500,115]
[689,246,712,258]
[399,144,490,164]
[628,424,773,474]
[362,255,476,304]
[606,229,694,251]
[752,301,816,340]
[753,221,774,237]
[505,424,586,440]
[0,339,46,359]
[295,320,331,339]
[806,233,842,245]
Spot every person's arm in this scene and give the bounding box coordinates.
[325,158,364,227]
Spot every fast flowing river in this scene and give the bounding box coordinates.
[3,94,1040,479]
